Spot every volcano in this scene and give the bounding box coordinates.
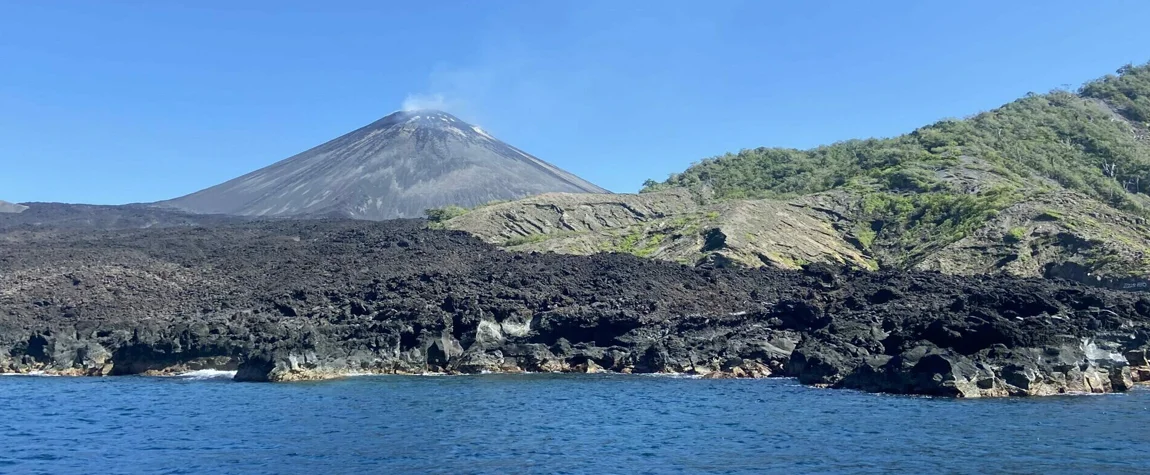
[156,110,608,220]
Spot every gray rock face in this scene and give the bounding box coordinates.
[0,200,27,214]
[156,110,608,220]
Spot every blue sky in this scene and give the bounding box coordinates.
[2,0,1149,204]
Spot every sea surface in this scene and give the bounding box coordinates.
[1,373,1147,474]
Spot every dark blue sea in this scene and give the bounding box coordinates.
[1,373,1147,474]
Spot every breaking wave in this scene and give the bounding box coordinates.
[172,369,237,380]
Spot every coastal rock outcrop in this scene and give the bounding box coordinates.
[3,219,1150,397]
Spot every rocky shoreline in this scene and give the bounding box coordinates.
[5,311,1148,397]
[3,219,1150,397]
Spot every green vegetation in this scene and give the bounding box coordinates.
[442,62,1150,277]
[1005,227,1027,243]
[667,214,706,235]
[858,186,1021,261]
[425,199,517,226]
[615,228,644,253]
[634,233,666,257]
[596,227,668,257]
[424,205,469,223]
[761,251,810,269]
[643,62,1150,212]
[855,227,877,250]
[640,62,1150,267]
[1080,64,1150,123]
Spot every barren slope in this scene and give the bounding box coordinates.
[443,189,873,269]
[0,200,27,213]
[157,110,607,220]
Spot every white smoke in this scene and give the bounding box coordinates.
[395,41,531,123]
[396,15,603,125]
[401,93,451,112]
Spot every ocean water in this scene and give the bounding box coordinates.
[1,374,1147,474]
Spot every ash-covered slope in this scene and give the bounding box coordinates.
[156,110,608,220]
[0,200,27,213]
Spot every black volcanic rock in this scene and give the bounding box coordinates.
[0,202,244,231]
[155,110,609,220]
[2,219,1149,396]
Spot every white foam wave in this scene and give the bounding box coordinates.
[635,372,703,379]
[172,369,237,380]
[0,371,61,377]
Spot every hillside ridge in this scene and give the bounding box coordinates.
[444,62,1150,288]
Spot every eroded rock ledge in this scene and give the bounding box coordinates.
[3,220,1150,397]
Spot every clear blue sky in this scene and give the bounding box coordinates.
[2,1,1149,204]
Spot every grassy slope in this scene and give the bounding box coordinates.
[642,62,1150,272]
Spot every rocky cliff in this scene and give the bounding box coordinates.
[3,218,1149,397]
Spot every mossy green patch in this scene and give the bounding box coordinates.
[425,205,469,226]
[1005,227,1027,243]
[856,227,877,250]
